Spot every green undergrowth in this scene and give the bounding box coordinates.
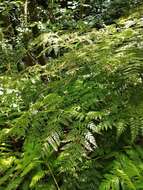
[0,6,143,190]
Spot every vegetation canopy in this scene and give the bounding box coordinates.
[0,0,143,189]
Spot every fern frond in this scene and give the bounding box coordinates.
[30,170,47,188]
[99,174,120,190]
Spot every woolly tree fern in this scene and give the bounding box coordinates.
[1,5,143,190]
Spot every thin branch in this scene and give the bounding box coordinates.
[24,0,28,25]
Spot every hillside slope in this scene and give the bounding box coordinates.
[0,6,143,190]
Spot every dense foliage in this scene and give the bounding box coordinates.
[1,1,143,190]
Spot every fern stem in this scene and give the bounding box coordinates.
[46,162,61,190]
